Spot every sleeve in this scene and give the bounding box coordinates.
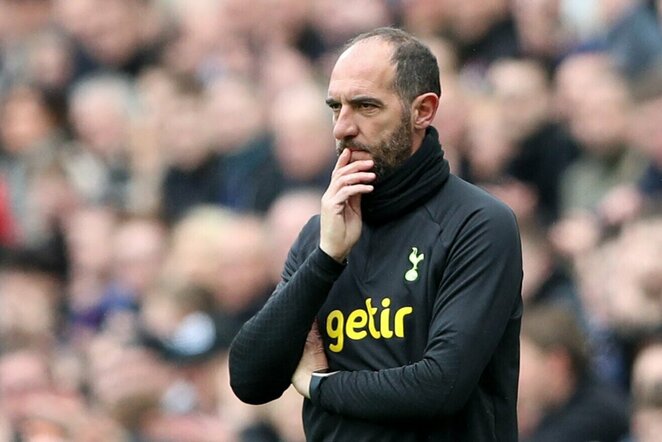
[310,204,523,420]
[229,220,345,405]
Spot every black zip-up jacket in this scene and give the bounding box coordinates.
[230,129,523,441]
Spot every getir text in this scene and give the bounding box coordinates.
[325,297,413,352]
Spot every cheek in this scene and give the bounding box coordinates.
[360,112,400,143]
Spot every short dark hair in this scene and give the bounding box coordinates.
[521,305,590,376]
[346,27,441,105]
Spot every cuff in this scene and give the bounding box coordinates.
[312,246,347,277]
[309,371,337,405]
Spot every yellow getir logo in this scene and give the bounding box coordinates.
[325,297,413,352]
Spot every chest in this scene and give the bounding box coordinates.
[317,213,448,369]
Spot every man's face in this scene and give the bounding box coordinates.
[327,39,413,177]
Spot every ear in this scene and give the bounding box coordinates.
[411,92,439,130]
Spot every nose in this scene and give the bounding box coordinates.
[333,107,359,141]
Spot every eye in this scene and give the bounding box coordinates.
[357,102,379,114]
[326,100,341,113]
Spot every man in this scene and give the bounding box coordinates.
[627,340,662,442]
[518,305,629,442]
[229,27,523,441]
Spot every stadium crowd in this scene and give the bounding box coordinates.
[0,0,661,440]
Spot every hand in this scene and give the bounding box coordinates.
[292,322,328,399]
[320,149,376,262]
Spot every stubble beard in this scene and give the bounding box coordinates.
[335,110,413,179]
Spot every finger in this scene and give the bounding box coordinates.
[324,176,375,206]
[332,148,352,172]
[327,171,376,194]
[329,163,374,195]
[332,184,374,204]
[332,158,374,179]
[325,166,375,197]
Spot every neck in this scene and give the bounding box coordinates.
[409,129,426,156]
[361,126,450,225]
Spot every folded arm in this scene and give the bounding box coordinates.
[307,206,522,421]
[229,238,344,405]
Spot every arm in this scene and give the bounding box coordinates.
[229,239,343,405]
[229,150,375,405]
[307,204,523,420]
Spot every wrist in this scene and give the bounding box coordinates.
[309,371,337,405]
[319,243,347,264]
[292,371,313,399]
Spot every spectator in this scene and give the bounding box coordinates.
[65,73,137,209]
[488,58,579,225]
[602,0,662,82]
[0,257,61,351]
[85,334,173,438]
[163,206,235,295]
[269,82,336,194]
[560,67,645,214]
[265,189,322,285]
[0,84,66,246]
[62,204,118,340]
[206,74,281,214]
[0,0,53,89]
[604,218,662,342]
[518,305,630,442]
[160,0,235,79]
[444,0,520,74]
[258,44,317,105]
[0,347,88,441]
[212,213,273,343]
[53,0,165,78]
[431,75,470,174]
[519,225,583,314]
[603,78,662,224]
[139,282,226,412]
[22,29,76,95]
[159,77,219,223]
[511,0,565,71]
[400,0,450,38]
[462,95,515,183]
[626,340,662,442]
[98,214,168,340]
[553,52,614,124]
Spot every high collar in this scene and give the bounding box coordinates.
[361,126,450,225]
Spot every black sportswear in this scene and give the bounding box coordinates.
[230,127,523,441]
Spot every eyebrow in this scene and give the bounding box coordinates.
[325,96,385,107]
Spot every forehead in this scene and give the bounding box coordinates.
[328,39,396,98]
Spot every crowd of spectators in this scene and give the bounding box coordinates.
[1,0,661,440]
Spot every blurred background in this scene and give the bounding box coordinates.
[0,0,661,441]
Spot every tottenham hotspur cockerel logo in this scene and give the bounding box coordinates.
[405,247,424,282]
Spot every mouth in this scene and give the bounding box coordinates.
[347,148,372,163]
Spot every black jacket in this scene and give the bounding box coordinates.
[522,375,629,442]
[230,130,523,441]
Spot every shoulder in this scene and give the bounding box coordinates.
[290,215,322,260]
[425,175,518,233]
[279,214,321,280]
